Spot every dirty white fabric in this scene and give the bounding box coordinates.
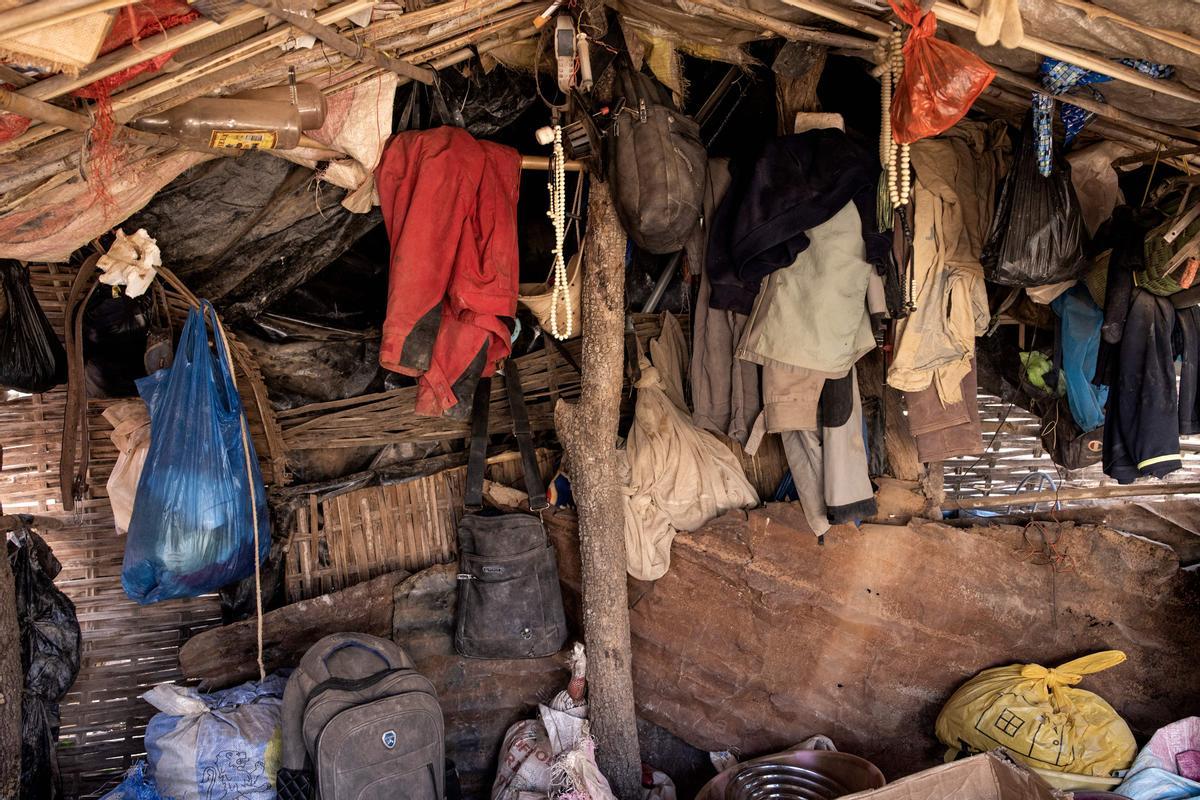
[887,121,1008,404]
[275,74,398,213]
[97,228,161,297]
[0,148,216,263]
[736,201,876,375]
[103,399,151,534]
[624,314,759,581]
[1067,140,1131,236]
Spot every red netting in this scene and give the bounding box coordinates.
[68,0,197,205]
[0,81,32,143]
[887,0,995,144]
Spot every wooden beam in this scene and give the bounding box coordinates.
[242,0,436,85]
[931,1,1200,106]
[990,64,1200,145]
[776,0,891,38]
[0,85,191,150]
[1051,0,1200,59]
[681,0,876,51]
[946,482,1200,511]
[19,4,273,102]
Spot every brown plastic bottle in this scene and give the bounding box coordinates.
[230,82,327,130]
[129,98,303,150]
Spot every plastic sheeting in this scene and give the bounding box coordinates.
[982,120,1089,287]
[0,148,215,263]
[126,152,381,321]
[0,261,67,394]
[8,520,82,800]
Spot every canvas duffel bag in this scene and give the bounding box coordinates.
[454,359,568,659]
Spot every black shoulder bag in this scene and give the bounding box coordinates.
[454,359,568,659]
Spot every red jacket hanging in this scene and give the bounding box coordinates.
[375,126,521,417]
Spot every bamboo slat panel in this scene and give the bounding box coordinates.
[1,389,223,800]
[279,314,670,451]
[944,391,1200,506]
[283,450,555,602]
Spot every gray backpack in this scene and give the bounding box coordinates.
[607,60,708,255]
[276,633,444,800]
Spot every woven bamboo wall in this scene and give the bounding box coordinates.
[2,388,224,799]
[944,391,1200,505]
[5,263,291,797]
[283,450,556,602]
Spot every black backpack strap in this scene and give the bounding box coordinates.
[504,359,548,512]
[463,375,491,511]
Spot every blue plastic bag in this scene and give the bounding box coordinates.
[1052,285,1108,433]
[122,301,269,604]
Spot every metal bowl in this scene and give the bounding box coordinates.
[696,748,886,800]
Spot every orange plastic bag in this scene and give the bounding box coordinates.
[889,0,995,143]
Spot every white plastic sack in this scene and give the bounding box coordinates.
[103,399,151,534]
[623,314,758,580]
[143,673,287,800]
[1116,717,1200,800]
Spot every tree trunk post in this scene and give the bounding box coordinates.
[554,177,642,798]
[0,446,22,798]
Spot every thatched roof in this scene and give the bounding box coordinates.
[0,0,1197,260]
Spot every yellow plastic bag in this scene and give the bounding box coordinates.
[935,651,1136,779]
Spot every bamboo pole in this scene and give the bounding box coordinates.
[0,85,186,150]
[931,1,1200,106]
[1051,0,1200,59]
[0,0,374,154]
[683,0,876,51]
[990,64,1200,144]
[0,0,137,41]
[320,22,536,95]
[241,0,436,85]
[19,4,272,102]
[946,482,1200,511]
[0,0,117,40]
[775,0,891,37]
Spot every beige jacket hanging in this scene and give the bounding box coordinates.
[735,201,878,375]
[887,121,1009,403]
[623,315,759,581]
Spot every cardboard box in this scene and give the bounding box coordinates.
[840,752,1065,800]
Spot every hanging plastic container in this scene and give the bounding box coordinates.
[129,98,302,150]
[231,82,327,130]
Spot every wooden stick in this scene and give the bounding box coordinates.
[775,0,891,38]
[990,64,1200,144]
[241,0,435,85]
[931,1,1200,106]
[1051,0,1200,59]
[0,0,115,39]
[1112,145,1200,168]
[946,482,1200,511]
[0,85,184,150]
[19,4,272,102]
[0,0,135,41]
[0,65,33,89]
[632,0,876,51]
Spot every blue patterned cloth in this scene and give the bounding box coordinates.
[1032,57,1173,175]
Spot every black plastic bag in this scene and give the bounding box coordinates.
[0,262,67,393]
[8,519,82,800]
[982,119,1088,287]
[83,286,152,398]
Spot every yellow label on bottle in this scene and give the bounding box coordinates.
[208,129,277,150]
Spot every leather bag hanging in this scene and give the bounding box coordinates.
[454,358,568,660]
